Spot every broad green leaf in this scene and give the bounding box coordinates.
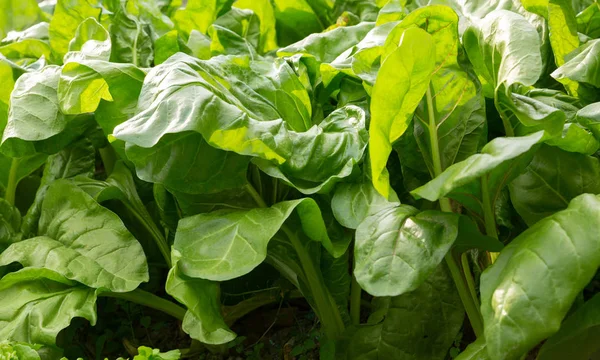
[0,0,46,40]
[252,106,368,194]
[354,205,459,297]
[411,132,546,214]
[1,65,96,157]
[369,26,435,199]
[173,197,345,281]
[480,193,600,359]
[213,8,261,51]
[331,179,399,229]
[545,122,599,155]
[165,259,236,345]
[277,22,374,64]
[125,133,250,194]
[171,187,256,217]
[455,337,490,360]
[154,29,190,64]
[0,268,97,346]
[0,22,51,62]
[537,293,600,360]
[49,0,102,59]
[64,17,111,62]
[21,139,96,237]
[1,180,149,292]
[453,216,504,253]
[204,24,258,58]
[552,39,600,88]
[576,2,600,39]
[234,0,278,53]
[110,5,154,67]
[509,144,600,225]
[271,0,323,46]
[171,0,233,35]
[337,265,464,360]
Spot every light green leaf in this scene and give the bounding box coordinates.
[0,0,46,41]
[0,268,97,346]
[331,179,399,230]
[546,122,599,155]
[110,5,154,67]
[354,205,459,297]
[234,0,278,53]
[337,264,464,360]
[552,39,600,88]
[0,22,51,62]
[537,293,600,360]
[576,2,600,39]
[509,144,600,225]
[166,259,235,345]
[0,198,21,251]
[369,26,435,199]
[134,346,181,360]
[1,180,149,292]
[271,0,323,46]
[49,0,102,59]
[64,17,111,62]
[480,193,600,359]
[171,0,233,35]
[455,337,490,360]
[576,101,600,140]
[174,197,344,282]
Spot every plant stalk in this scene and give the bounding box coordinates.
[5,158,19,206]
[124,202,172,268]
[426,86,484,337]
[481,176,500,263]
[245,183,345,339]
[99,145,117,176]
[101,289,186,321]
[350,275,361,325]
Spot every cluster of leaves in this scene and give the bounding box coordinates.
[3,0,600,359]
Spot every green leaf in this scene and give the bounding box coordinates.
[110,5,154,67]
[1,180,149,292]
[165,259,236,345]
[252,105,368,194]
[1,65,96,157]
[576,2,600,39]
[337,264,464,360]
[331,179,399,230]
[134,346,181,360]
[576,101,600,140]
[480,193,600,359]
[552,39,600,88]
[411,132,546,215]
[21,139,95,237]
[49,0,103,59]
[0,0,46,40]
[0,340,43,360]
[0,268,97,346]
[0,153,47,191]
[354,205,460,297]
[455,337,490,360]
[171,0,233,35]
[154,29,189,64]
[271,0,323,46]
[509,144,600,225]
[64,17,111,62]
[369,26,435,199]
[545,122,599,155]
[0,22,51,62]
[537,293,600,360]
[173,197,345,282]
[0,198,21,251]
[234,0,278,53]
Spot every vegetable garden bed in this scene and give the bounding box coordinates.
[1,0,600,359]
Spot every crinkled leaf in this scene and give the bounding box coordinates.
[234,0,278,53]
[480,193,600,360]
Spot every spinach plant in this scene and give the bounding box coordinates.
[2,0,600,359]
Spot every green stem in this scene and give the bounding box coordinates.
[101,289,185,321]
[461,253,480,310]
[124,202,172,268]
[350,275,361,325]
[495,92,515,137]
[426,86,484,338]
[283,226,345,339]
[99,145,117,176]
[5,158,19,206]
[481,176,500,263]
[245,183,345,339]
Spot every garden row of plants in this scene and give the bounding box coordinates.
[2,0,600,359]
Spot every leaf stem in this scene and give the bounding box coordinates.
[5,158,19,206]
[350,274,361,325]
[481,176,500,263]
[123,202,172,268]
[426,85,484,337]
[245,182,345,339]
[99,145,117,176]
[461,253,480,310]
[100,289,186,321]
